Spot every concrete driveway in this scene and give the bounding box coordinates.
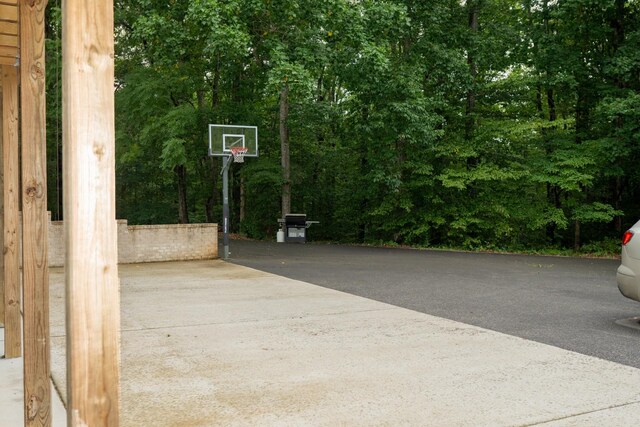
[37,260,640,426]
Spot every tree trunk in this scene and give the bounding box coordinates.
[176,164,189,224]
[547,88,556,122]
[536,85,543,115]
[280,84,291,217]
[316,67,324,102]
[205,62,221,224]
[205,157,218,223]
[240,174,245,225]
[574,220,581,251]
[615,176,623,233]
[465,2,479,143]
[56,140,63,220]
[358,154,368,243]
[357,108,369,243]
[611,0,626,55]
[575,86,589,144]
[546,184,562,244]
[212,56,221,109]
[611,0,626,233]
[196,89,205,112]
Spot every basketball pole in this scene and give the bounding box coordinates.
[221,155,231,259]
[209,124,256,260]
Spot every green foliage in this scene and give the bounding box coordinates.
[160,138,188,171]
[240,159,283,238]
[572,202,622,224]
[40,0,640,252]
[579,237,620,257]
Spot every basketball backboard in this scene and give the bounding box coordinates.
[209,124,258,157]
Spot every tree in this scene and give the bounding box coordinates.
[35,0,639,253]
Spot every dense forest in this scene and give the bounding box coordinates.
[44,0,640,253]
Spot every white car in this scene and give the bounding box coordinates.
[617,220,640,302]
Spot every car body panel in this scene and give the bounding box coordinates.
[624,234,640,260]
[617,220,640,302]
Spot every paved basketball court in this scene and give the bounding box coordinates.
[2,259,640,425]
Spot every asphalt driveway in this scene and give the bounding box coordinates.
[226,239,640,368]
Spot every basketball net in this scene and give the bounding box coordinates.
[230,147,248,163]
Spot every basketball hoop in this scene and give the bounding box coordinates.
[230,147,248,163]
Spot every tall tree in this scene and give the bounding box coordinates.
[34,0,636,253]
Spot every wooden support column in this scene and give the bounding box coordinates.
[0,70,2,328]
[0,70,3,328]
[0,69,2,328]
[63,0,121,425]
[0,0,20,341]
[21,0,51,425]
[2,64,21,359]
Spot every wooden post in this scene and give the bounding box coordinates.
[0,70,3,328]
[63,0,121,425]
[0,0,19,341]
[21,0,51,425]
[2,64,21,359]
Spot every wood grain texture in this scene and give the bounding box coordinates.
[0,21,19,36]
[0,2,19,67]
[0,45,19,56]
[2,64,20,359]
[0,34,18,47]
[63,0,121,425]
[0,70,3,328]
[20,0,51,425]
[0,4,18,21]
[0,56,17,66]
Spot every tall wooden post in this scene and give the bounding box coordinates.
[2,64,21,359]
[0,70,3,328]
[63,0,121,425]
[21,0,51,425]
[0,0,21,359]
[0,72,2,332]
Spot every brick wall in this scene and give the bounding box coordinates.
[49,218,65,267]
[117,222,218,264]
[44,217,218,267]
